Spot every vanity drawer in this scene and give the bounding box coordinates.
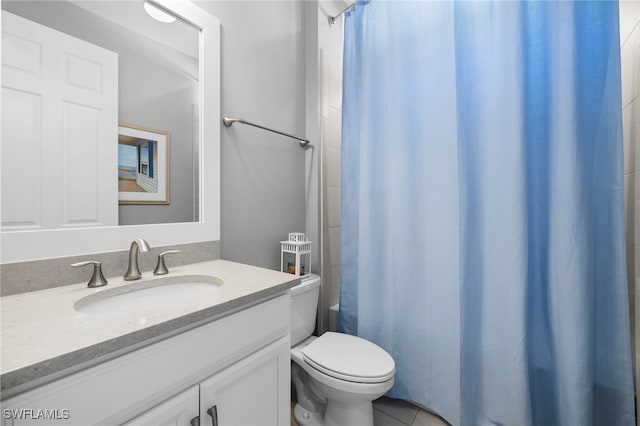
[1,293,290,426]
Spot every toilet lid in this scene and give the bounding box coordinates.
[302,332,395,383]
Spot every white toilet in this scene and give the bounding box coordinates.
[290,274,395,426]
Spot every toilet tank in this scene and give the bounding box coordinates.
[290,274,321,346]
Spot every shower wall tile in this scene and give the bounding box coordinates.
[637,354,640,419]
[635,277,639,333]
[632,287,636,371]
[329,226,341,268]
[322,197,331,260]
[327,187,341,228]
[331,266,341,307]
[327,54,342,110]
[637,283,640,335]
[636,340,640,391]
[321,117,329,150]
[628,244,636,291]
[326,146,341,188]
[621,29,640,108]
[621,3,640,47]
[328,106,342,149]
[321,223,334,333]
[625,174,636,244]
[636,200,640,244]
[321,55,330,119]
[320,48,343,333]
[636,242,640,278]
[631,277,640,312]
[637,124,640,174]
[631,281,636,321]
[624,101,637,173]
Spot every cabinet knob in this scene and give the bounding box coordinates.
[190,416,200,426]
[153,250,181,275]
[71,261,108,288]
[206,405,218,426]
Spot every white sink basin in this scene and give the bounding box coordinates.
[74,275,223,314]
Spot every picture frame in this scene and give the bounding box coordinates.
[118,124,170,205]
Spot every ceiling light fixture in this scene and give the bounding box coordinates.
[144,1,176,23]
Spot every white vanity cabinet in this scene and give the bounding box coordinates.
[198,339,289,426]
[1,294,291,426]
[123,386,200,426]
[125,339,290,426]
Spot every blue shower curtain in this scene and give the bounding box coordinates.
[339,1,635,425]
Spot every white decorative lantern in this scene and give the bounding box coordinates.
[280,233,312,276]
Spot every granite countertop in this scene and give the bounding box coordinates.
[0,259,300,397]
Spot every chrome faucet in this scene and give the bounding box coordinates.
[124,239,151,281]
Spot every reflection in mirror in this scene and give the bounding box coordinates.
[118,124,170,205]
[1,0,200,229]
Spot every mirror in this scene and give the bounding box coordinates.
[2,0,199,226]
[1,0,220,263]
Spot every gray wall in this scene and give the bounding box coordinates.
[196,1,307,271]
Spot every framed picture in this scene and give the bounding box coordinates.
[118,124,170,205]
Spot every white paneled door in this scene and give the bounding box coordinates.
[2,11,118,230]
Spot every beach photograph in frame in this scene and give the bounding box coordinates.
[118,124,169,204]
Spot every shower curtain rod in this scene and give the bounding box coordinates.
[223,117,310,148]
[328,1,356,26]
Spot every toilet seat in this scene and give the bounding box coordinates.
[302,332,395,384]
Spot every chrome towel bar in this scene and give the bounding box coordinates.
[223,117,310,148]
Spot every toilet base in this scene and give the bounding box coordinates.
[294,400,374,426]
[294,404,323,426]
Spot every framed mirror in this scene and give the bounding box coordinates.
[1,0,220,263]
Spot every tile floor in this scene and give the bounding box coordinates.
[291,396,450,426]
[372,397,450,426]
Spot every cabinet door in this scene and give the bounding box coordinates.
[123,385,200,426]
[200,338,290,426]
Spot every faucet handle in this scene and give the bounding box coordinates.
[71,261,108,288]
[154,250,181,275]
